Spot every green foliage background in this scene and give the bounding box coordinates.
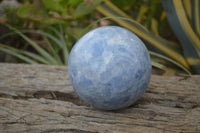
[0,0,199,74]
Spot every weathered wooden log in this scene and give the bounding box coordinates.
[0,63,199,133]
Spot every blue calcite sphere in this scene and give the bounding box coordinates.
[68,26,152,110]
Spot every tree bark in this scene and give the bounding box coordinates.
[0,63,199,133]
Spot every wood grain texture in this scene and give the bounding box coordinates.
[0,63,199,133]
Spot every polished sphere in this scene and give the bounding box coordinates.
[68,26,152,110]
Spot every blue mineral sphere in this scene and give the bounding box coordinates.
[68,26,152,110]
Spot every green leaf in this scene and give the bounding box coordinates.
[0,25,68,65]
[161,0,200,74]
[110,0,136,10]
[17,4,64,24]
[0,44,38,64]
[149,51,191,75]
[68,0,83,7]
[151,60,176,75]
[47,25,70,65]
[191,0,200,37]
[182,0,192,21]
[151,18,160,37]
[59,25,69,65]
[43,36,63,65]
[42,0,68,15]
[136,5,149,23]
[0,29,63,48]
[67,27,87,40]
[7,25,60,65]
[22,51,50,64]
[73,0,102,17]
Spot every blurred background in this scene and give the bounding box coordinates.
[0,0,199,75]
